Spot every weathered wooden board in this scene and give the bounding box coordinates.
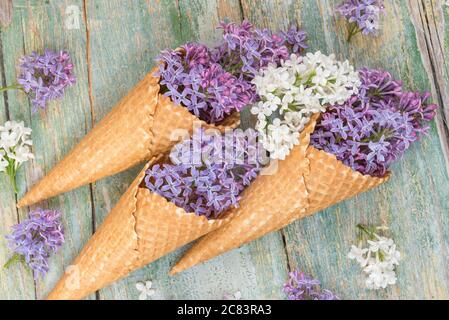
[0,0,447,300]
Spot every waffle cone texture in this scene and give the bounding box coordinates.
[18,68,239,208]
[170,120,390,275]
[46,156,235,300]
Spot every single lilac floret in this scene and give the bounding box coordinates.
[283,270,339,300]
[6,209,64,278]
[311,68,437,177]
[17,49,76,112]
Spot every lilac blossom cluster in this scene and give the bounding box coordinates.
[311,68,437,177]
[6,209,64,278]
[348,224,401,290]
[158,21,308,124]
[336,0,385,41]
[17,49,76,112]
[283,270,339,300]
[144,129,263,219]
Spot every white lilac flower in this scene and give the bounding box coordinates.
[136,281,155,300]
[348,225,401,290]
[251,52,360,160]
[0,150,8,172]
[0,120,34,193]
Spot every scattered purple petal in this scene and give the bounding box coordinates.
[280,25,308,54]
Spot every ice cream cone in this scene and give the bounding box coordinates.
[18,68,239,208]
[170,140,390,275]
[46,157,234,300]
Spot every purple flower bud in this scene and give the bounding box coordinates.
[183,43,211,68]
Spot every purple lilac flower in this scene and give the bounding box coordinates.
[5,209,64,278]
[311,68,437,177]
[336,0,385,41]
[17,49,76,112]
[283,270,339,300]
[358,67,402,106]
[158,45,253,124]
[157,21,308,124]
[144,129,263,219]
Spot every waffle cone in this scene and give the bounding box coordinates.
[18,69,239,208]
[46,157,233,300]
[301,147,390,216]
[170,135,390,275]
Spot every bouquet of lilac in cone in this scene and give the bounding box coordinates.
[46,21,309,300]
[170,54,437,275]
[19,21,307,207]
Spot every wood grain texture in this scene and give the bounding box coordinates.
[0,0,12,28]
[0,0,448,300]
